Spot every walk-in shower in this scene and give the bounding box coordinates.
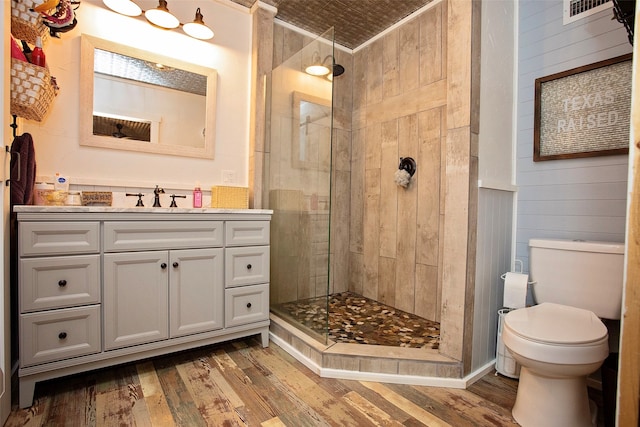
[265,28,440,349]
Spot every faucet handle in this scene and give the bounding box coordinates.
[126,193,144,207]
[169,194,187,207]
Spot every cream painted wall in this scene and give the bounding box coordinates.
[20,0,252,190]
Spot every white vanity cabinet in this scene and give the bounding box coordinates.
[15,208,272,408]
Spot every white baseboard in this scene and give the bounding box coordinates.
[270,332,499,388]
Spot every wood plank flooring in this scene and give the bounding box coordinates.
[5,336,522,426]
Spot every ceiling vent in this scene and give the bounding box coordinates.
[564,0,612,24]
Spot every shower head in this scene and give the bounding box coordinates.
[333,63,345,77]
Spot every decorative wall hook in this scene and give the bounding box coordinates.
[395,157,416,188]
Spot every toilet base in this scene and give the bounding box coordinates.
[512,367,594,427]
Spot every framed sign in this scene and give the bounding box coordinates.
[534,54,632,162]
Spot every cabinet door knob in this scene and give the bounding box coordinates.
[161,263,167,269]
[246,302,252,309]
[58,279,67,287]
[173,262,179,268]
[246,264,252,270]
[58,332,67,340]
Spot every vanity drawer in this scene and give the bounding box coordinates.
[225,221,270,247]
[225,283,269,327]
[19,222,100,257]
[225,246,270,287]
[104,221,223,252]
[20,255,100,313]
[20,305,101,367]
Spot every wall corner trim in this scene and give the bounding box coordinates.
[478,179,517,192]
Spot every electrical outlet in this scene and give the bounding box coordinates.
[222,170,236,184]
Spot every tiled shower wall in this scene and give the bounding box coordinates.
[349,3,447,322]
[270,2,456,325]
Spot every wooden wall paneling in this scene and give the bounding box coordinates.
[618,5,640,423]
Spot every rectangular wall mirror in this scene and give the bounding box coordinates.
[80,34,217,159]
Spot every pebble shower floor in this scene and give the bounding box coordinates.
[272,292,440,349]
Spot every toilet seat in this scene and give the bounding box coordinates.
[503,303,609,365]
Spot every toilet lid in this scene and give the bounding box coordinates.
[504,303,608,344]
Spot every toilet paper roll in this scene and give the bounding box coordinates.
[503,272,528,309]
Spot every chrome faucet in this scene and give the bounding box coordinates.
[153,185,165,207]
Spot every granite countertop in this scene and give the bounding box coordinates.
[13,205,273,215]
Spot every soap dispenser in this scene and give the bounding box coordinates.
[193,182,202,208]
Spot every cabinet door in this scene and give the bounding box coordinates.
[104,252,169,350]
[169,248,224,338]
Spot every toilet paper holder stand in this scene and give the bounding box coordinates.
[499,259,536,286]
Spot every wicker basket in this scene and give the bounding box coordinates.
[11,0,50,45]
[81,191,113,206]
[10,58,55,122]
[211,186,249,209]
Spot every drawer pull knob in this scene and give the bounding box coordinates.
[173,262,179,268]
[58,332,67,340]
[246,302,252,309]
[161,263,167,269]
[247,264,252,270]
[58,279,67,287]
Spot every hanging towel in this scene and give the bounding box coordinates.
[10,133,36,207]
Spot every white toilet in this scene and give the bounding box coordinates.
[502,238,624,427]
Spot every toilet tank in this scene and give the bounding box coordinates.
[529,238,624,319]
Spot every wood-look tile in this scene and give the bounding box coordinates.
[5,336,532,427]
[366,38,384,105]
[395,114,419,314]
[419,2,443,86]
[361,381,453,426]
[416,107,442,267]
[379,119,399,259]
[399,17,421,94]
[383,30,400,99]
[378,255,397,307]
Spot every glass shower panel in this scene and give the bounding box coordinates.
[267,29,335,344]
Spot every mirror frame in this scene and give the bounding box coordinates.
[80,34,217,159]
[292,91,331,170]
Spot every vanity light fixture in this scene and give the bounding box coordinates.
[102,0,214,40]
[102,0,141,16]
[144,0,179,29]
[183,8,214,40]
